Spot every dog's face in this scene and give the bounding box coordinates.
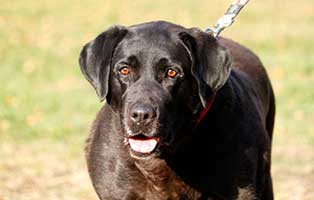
[79,21,232,159]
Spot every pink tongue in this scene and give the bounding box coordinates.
[128,138,158,153]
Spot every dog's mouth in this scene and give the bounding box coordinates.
[125,134,160,157]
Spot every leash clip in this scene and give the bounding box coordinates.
[205,0,250,38]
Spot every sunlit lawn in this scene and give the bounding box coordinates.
[0,0,313,199]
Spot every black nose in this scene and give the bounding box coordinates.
[130,103,156,124]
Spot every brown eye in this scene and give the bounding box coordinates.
[119,66,130,75]
[166,68,178,78]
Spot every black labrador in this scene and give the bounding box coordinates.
[79,21,275,200]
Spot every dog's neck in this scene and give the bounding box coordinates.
[135,158,171,186]
[134,158,201,199]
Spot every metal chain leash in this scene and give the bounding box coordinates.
[205,0,250,38]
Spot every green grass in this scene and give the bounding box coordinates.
[0,0,314,199]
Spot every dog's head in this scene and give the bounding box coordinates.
[79,21,232,159]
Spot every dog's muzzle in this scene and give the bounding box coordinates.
[124,103,160,158]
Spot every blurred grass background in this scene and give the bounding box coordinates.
[0,0,313,199]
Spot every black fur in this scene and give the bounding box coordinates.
[79,21,275,200]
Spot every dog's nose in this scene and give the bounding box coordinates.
[130,103,156,124]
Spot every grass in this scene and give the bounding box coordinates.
[0,0,313,199]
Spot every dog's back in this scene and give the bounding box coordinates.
[220,38,275,139]
[220,38,275,199]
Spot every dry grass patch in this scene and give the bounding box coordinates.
[0,140,96,200]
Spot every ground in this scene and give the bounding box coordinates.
[0,0,313,199]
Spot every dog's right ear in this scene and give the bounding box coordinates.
[79,26,128,102]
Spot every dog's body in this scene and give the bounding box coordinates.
[79,21,275,200]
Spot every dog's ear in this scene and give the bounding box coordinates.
[178,28,232,107]
[79,26,128,102]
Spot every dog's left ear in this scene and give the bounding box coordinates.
[178,28,232,107]
[79,26,128,102]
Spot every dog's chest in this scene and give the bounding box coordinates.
[131,160,202,200]
[132,182,201,200]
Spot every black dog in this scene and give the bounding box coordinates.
[79,21,275,200]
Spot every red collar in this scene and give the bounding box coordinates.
[196,93,216,126]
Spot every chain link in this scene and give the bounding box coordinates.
[205,0,250,38]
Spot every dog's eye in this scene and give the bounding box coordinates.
[166,68,178,78]
[119,66,130,76]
